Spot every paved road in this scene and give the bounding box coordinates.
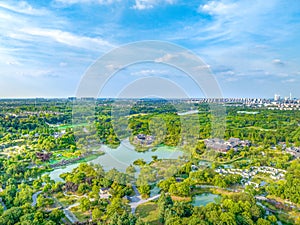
[255,195,299,219]
[129,194,161,213]
[129,185,161,213]
[132,185,140,196]
[53,196,79,224]
[195,185,239,192]
[31,191,42,207]
[63,208,79,224]
[66,202,80,210]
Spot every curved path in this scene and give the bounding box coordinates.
[31,191,42,207]
[129,194,161,214]
[129,185,161,213]
[194,184,239,192]
[63,208,79,224]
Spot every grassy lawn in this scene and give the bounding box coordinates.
[57,123,89,130]
[212,188,239,197]
[71,206,91,222]
[136,202,161,225]
[54,193,77,207]
[46,150,103,167]
[246,126,277,132]
[171,195,192,202]
[276,212,296,225]
[267,195,300,209]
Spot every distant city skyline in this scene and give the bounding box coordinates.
[1,0,300,98]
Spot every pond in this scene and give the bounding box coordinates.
[192,193,221,207]
[49,139,184,182]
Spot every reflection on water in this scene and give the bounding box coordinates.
[49,139,183,182]
[192,193,221,207]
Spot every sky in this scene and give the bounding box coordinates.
[0,0,300,98]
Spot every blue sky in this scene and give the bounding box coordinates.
[0,0,300,98]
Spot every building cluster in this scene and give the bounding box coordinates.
[133,134,155,146]
[36,151,52,162]
[215,166,286,188]
[266,102,300,110]
[99,187,111,199]
[6,111,64,118]
[251,166,286,180]
[186,96,300,111]
[204,137,251,153]
[53,131,66,139]
[285,146,300,158]
[277,142,300,158]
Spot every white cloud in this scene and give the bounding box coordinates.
[283,78,296,83]
[189,0,300,84]
[226,77,238,82]
[154,53,177,63]
[0,0,115,97]
[218,70,235,76]
[20,27,114,51]
[131,69,168,76]
[54,0,175,9]
[5,60,22,66]
[105,64,122,71]
[132,0,175,10]
[0,1,48,15]
[59,62,67,67]
[272,59,285,66]
[200,1,237,16]
[54,0,120,5]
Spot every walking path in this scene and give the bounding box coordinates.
[0,197,7,210]
[31,191,42,207]
[129,185,161,213]
[129,194,161,213]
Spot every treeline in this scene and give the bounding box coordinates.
[157,192,276,225]
[267,159,300,204]
[3,99,300,150]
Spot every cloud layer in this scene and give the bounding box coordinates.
[0,0,300,98]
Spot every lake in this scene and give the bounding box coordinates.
[49,139,184,182]
[192,193,221,207]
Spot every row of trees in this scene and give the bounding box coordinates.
[156,192,278,225]
[267,159,300,204]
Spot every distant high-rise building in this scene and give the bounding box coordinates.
[274,94,280,101]
[290,92,292,100]
[68,97,76,101]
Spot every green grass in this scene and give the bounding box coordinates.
[54,193,77,207]
[71,206,91,222]
[59,197,77,208]
[276,212,296,225]
[46,151,103,167]
[57,123,89,130]
[136,202,161,225]
[245,126,277,132]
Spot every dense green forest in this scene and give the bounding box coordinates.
[0,99,299,224]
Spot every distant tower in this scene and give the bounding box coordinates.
[290,92,292,100]
[274,94,280,101]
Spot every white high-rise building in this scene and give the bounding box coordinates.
[274,94,280,101]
